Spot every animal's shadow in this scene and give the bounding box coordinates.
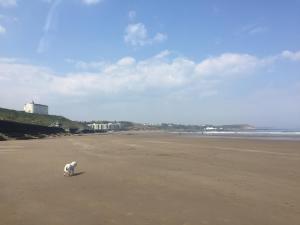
[72,171,85,176]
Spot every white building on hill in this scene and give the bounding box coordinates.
[24,101,48,115]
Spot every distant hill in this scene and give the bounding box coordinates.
[0,107,86,130]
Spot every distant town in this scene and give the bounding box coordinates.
[0,101,255,141]
[21,101,255,132]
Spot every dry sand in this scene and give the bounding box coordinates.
[0,132,300,225]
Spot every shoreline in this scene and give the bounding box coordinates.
[2,129,300,142]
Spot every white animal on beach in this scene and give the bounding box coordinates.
[64,161,77,176]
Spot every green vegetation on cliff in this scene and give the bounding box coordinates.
[0,107,86,130]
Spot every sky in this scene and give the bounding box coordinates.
[0,0,300,128]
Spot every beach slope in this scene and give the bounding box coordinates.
[0,133,299,225]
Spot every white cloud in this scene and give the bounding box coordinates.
[124,23,167,46]
[0,0,17,7]
[153,33,168,43]
[0,24,6,34]
[43,0,103,5]
[196,53,261,77]
[248,26,268,35]
[238,24,268,36]
[38,0,104,53]
[117,57,136,66]
[37,37,50,54]
[281,50,300,61]
[82,0,103,5]
[154,50,171,59]
[2,50,300,124]
[0,50,299,103]
[37,0,63,53]
[0,52,202,100]
[124,23,148,46]
[128,10,136,20]
[0,57,18,63]
[65,58,107,70]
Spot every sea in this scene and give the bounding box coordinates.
[173,129,300,141]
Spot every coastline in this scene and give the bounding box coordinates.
[3,128,300,142]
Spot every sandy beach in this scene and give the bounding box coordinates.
[0,132,300,225]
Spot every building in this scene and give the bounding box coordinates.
[88,123,108,131]
[24,101,48,115]
[107,122,121,130]
[88,122,121,131]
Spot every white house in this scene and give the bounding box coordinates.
[24,101,48,115]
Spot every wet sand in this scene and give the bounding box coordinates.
[0,132,300,225]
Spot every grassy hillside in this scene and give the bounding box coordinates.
[0,107,86,130]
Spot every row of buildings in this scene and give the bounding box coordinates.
[87,122,121,131]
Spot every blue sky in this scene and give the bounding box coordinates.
[0,0,300,128]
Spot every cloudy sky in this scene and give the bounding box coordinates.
[0,0,300,128]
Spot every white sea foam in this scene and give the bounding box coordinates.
[193,130,300,141]
[203,131,300,136]
[170,130,300,140]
